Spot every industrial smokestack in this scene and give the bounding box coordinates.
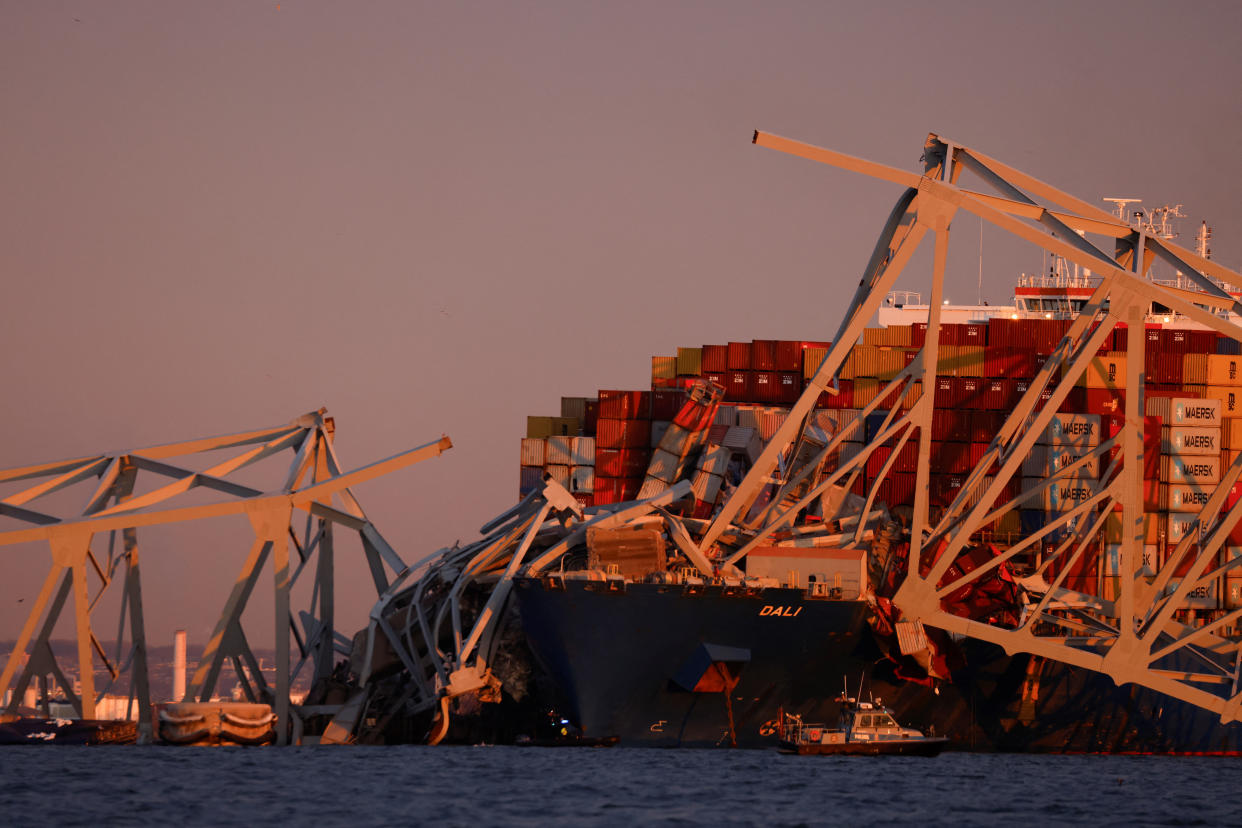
[173,630,187,701]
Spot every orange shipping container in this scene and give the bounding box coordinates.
[1206,354,1242,387]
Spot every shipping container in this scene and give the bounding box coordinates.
[727,341,752,370]
[546,435,573,466]
[595,418,651,450]
[1160,482,1215,512]
[1078,353,1127,389]
[520,437,546,467]
[569,465,595,493]
[1041,413,1102,449]
[1200,386,1242,418]
[560,397,589,421]
[646,448,681,483]
[651,356,677,382]
[1146,397,1222,427]
[651,389,683,420]
[546,464,571,486]
[595,448,652,478]
[1161,425,1222,456]
[1224,418,1242,450]
[519,466,544,497]
[598,390,651,420]
[571,436,595,466]
[527,416,556,439]
[803,346,829,380]
[676,347,703,377]
[752,340,777,371]
[1206,354,1242,386]
[1021,445,1101,478]
[775,340,804,372]
[1159,454,1221,485]
[649,420,671,449]
[701,344,728,372]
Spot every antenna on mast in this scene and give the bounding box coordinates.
[1103,197,1141,223]
[1197,221,1213,260]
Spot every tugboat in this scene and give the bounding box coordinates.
[777,688,948,757]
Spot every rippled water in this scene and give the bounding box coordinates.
[0,746,1238,826]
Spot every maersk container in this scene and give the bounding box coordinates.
[1021,445,1101,479]
[1164,512,1202,545]
[1159,578,1219,610]
[1042,413,1102,449]
[570,436,595,466]
[1159,454,1221,485]
[1041,475,1099,512]
[1146,396,1222,427]
[569,465,595,493]
[1161,483,1217,512]
[1162,425,1221,456]
[520,437,546,467]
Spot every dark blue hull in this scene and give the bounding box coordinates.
[513,578,1242,753]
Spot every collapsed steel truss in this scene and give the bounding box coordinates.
[0,409,450,743]
[735,130,1242,725]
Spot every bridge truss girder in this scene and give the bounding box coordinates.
[0,409,450,744]
[723,130,1242,725]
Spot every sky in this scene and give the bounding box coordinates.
[2,0,1241,655]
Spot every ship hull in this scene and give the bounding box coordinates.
[513,578,1242,752]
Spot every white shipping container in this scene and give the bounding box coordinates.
[571,436,596,466]
[714,405,738,427]
[650,420,671,449]
[546,435,573,466]
[1160,578,1219,609]
[1161,483,1217,512]
[1162,426,1221,456]
[646,448,681,483]
[696,445,731,477]
[1146,396,1222,428]
[757,407,788,443]
[1041,413,1101,449]
[637,478,668,499]
[691,470,724,502]
[1043,475,1099,512]
[1159,454,1221,485]
[735,406,761,430]
[1021,445,1100,478]
[1165,512,1201,544]
[1103,543,1159,577]
[569,465,595,493]
[723,426,763,463]
[519,437,546,467]
[545,464,571,486]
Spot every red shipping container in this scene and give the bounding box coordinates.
[890,471,917,506]
[593,476,644,505]
[963,323,987,345]
[1083,387,1125,415]
[595,448,652,477]
[752,340,777,371]
[987,318,1018,348]
[704,370,727,391]
[1186,330,1216,354]
[702,344,728,372]
[931,441,971,474]
[978,378,1010,410]
[599,390,651,420]
[1103,414,1161,479]
[751,371,778,403]
[931,375,960,409]
[930,473,968,508]
[866,475,893,506]
[910,324,927,348]
[727,341,752,370]
[776,371,801,404]
[1151,352,1184,385]
[866,445,894,479]
[1226,481,1242,545]
[969,410,1004,444]
[959,377,984,410]
[938,323,966,345]
[1061,386,1086,412]
[776,341,803,372]
[894,440,919,473]
[651,389,683,420]
[932,409,971,442]
[726,370,749,402]
[816,379,854,409]
[595,418,651,450]
[1163,329,1191,354]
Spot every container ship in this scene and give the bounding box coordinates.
[316,132,1242,753]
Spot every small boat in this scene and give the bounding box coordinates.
[777,693,948,756]
[156,702,276,746]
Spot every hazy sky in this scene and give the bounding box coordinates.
[3,1,1240,652]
